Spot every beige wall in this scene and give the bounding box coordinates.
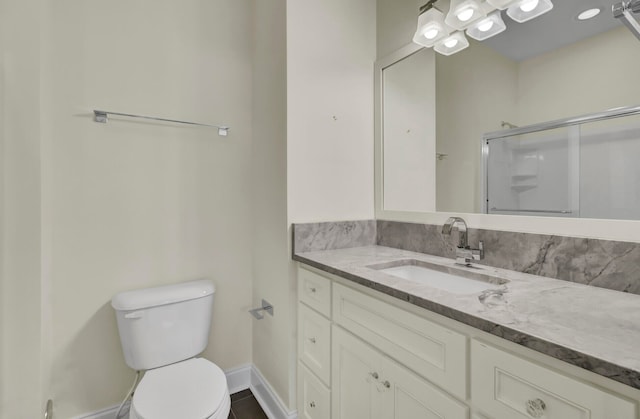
[287,0,377,224]
[436,41,518,213]
[377,0,423,59]
[0,0,378,417]
[284,0,377,411]
[383,48,437,213]
[0,1,48,418]
[251,0,293,411]
[516,26,640,126]
[45,1,254,417]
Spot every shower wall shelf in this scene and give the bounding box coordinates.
[93,109,230,137]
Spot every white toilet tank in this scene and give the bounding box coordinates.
[111,279,215,371]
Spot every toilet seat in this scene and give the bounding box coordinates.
[130,358,230,419]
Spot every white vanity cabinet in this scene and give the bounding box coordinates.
[471,340,637,419]
[332,282,467,400]
[332,325,468,419]
[296,264,640,419]
[297,268,332,419]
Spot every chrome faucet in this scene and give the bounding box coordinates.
[441,217,484,266]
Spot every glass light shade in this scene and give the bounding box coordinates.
[486,0,517,10]
[577,8,601,20]
[413,7,451,47]
[445,0,486,30]
[434,31,470,56]
[467,11,507,41]
[507,0,553,23]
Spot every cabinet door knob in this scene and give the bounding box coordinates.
[309,401,316,408]
[382,380,391,389]
[526,398,546,418]
[369,372,379,380]
[309,337,316,344]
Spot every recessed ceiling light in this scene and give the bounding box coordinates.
[577,7,601,21]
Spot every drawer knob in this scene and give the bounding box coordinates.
[309,401,316,408]
[309,337,316,344]
[309,287,317,293]
[526,398,546,418]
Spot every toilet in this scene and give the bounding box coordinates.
[111,279,230,419]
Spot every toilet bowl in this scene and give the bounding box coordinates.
[129,358,230,419]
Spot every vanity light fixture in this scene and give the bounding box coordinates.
[445,0,486,30]
[486,0,517,10]
[413,3,451,47]
[412,0,554,56]
[435,31,470,55]
[507,0,554,23]
[467,11,507,40]
[577,7,601,20]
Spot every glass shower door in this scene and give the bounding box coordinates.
[485,125,580,217]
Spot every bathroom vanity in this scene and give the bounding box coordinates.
[294,245,640,419]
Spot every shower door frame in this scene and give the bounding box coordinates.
[481,104,640,215]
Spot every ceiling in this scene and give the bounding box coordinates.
[480,0,625,61]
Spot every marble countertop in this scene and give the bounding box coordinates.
[293,245,640,390]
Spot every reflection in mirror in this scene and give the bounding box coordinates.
[379,2,640,221]
[382,48,436,212]
[485,112,640,220]
[486,126,579,217]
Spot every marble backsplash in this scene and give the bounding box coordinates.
[376,220,640,295]
[292,220,376,253]
[292,220,640,295]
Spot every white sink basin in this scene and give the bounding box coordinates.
[369,260,507,295]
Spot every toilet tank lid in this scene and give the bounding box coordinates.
[111,279,215,311]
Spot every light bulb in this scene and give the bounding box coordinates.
[444,38,459,48]
[519,0,539,12]
[424,28,440,39]
[478,19,494,32]
[457,7,475,22]
[577,8,600,20]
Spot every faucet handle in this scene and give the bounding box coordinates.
[471,241,484,261]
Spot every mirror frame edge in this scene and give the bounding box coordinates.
[374,43,640,243]
[375,42,426,220]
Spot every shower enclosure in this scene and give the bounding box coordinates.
[483,105,640,220]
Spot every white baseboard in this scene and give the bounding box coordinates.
[72,401,130,419]
[74,364,297,419]
[249,365,297,419]
[225,363,252,395]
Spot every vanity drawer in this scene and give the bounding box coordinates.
[298,303,331,385]
[298,267,332,317]
[332,282,468,400]
[471,340,637,419]
[298,362,331,419]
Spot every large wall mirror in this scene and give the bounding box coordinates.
[376,0,640,224]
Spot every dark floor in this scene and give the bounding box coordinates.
[228,389,268,419]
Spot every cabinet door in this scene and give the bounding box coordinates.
[333,283,467,399]
[333,326,468,419]
[332,326,379,419]
[375,348,469,419]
